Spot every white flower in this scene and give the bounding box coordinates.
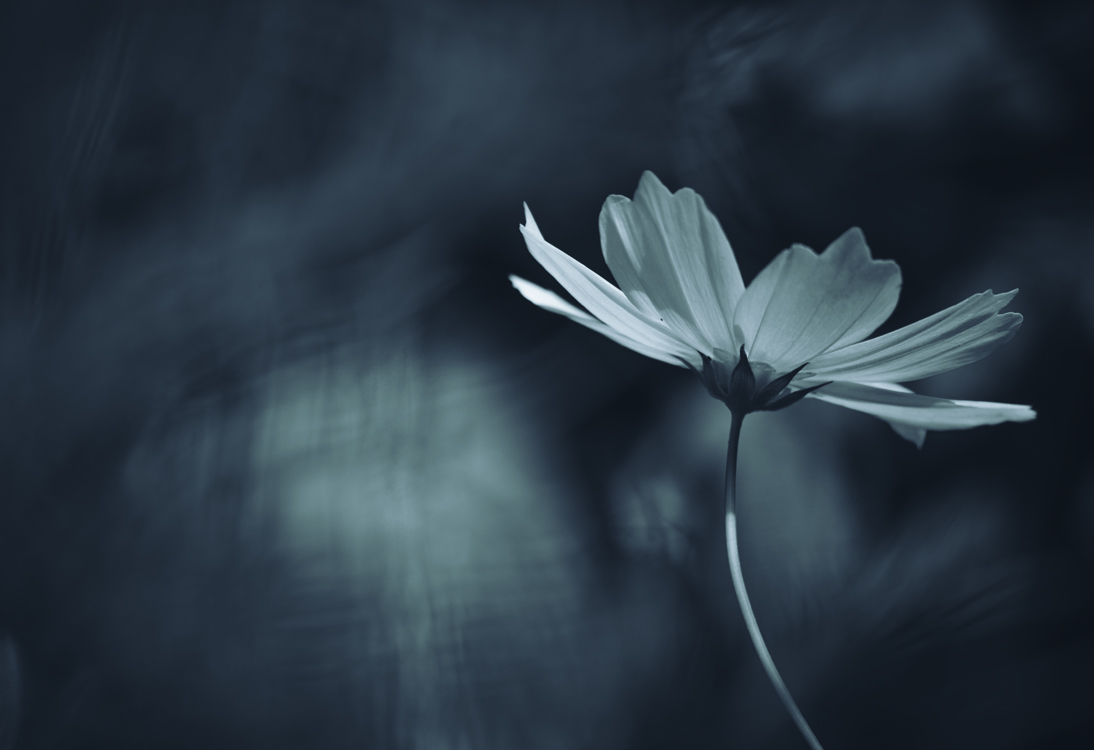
[510,171,1034,446]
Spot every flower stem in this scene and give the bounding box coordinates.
[725,410,824,750]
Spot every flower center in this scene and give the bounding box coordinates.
[696,346,829,414]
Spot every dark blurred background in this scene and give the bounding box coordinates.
[1,1,1092,748]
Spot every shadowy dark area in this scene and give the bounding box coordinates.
[1,0,1092,748]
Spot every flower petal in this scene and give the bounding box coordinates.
[599,171,746,352]
[809,381,1036,443]
[733,228,902,372]
[839,382,929,446]
[801,290,1022,383]
[519,206,700,364]
[509,276,698,367]
[889,420,928,449]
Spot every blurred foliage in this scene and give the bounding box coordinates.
[1,0,1092,748]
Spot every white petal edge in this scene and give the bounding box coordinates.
[519,205,700,361]
[809,381,1035,445]
[509,275,698,367]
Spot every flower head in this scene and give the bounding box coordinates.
[510,172,1034,446]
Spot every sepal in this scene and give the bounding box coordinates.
[759,382,831,412]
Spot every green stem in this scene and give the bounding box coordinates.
[725,410,824,750]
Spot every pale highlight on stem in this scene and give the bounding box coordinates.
[725,412,824,750]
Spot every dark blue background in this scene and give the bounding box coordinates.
[1,1,1092,747]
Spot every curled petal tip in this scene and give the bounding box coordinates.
[998,404,1036,421]
[522,203,543,239]
[508,275,560,307]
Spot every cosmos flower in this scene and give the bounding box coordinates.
[510,171,1034,446]
[511,172,1036,750]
